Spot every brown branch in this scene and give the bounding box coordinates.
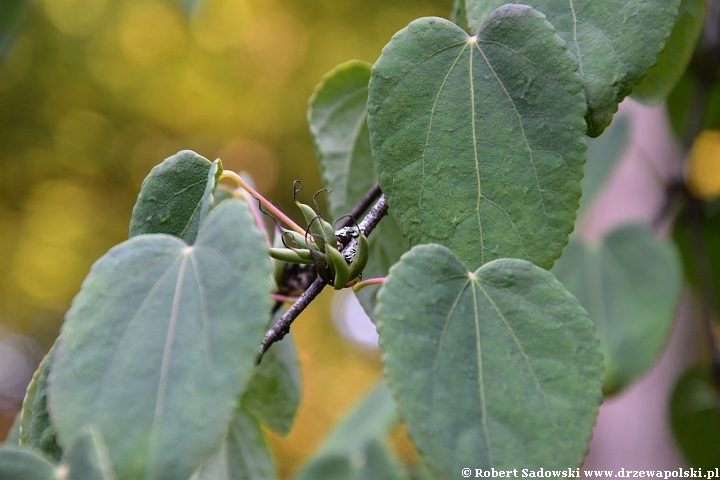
[337,182,382,228]
[258,194,389,361]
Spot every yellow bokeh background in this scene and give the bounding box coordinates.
[687,129,720,199]
[0,0,447,475]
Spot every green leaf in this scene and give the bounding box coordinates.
[579,115,631,219]
[19,345,62,462]
[666,71,720,141]
[243,323,301,436]
[295,440,406,480]
[376,244,603,473]
[632,0,706,105]
[294,381,403,480]
[129,150,222,245]
[465,0,680,136]
[48,199,274,480]
[308,60,408,316]
[315,381,397,457]
[5,413,20,446]
[358,439,408,480]
[211,184,235,210]
[294,456,353,480]
[552,224,682,394]
[670,365,720,469]
[0,0,28,59]
[673,203,720,310]
[0,447,58,480]
[368,8,587,271]
[451,0,470,33]
[191,408,277,480]
[65,429,116,480]
[309,60,375,222]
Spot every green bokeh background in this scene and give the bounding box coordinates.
[0,0,447,476]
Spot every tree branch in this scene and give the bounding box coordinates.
[258,194,389,361]
[337,182,382,228]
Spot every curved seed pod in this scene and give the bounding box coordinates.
[268,248,315,265]
[326,244,350,290]
[305,216,327,253]
[310,248,333,285]
[347,232,369,282]
[319,217,337,248]
[282,229,311,250]
[272,227,287,287]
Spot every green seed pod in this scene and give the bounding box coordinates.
[281,228,311,250]
[309,248,333,285]
[347,232,369,282]
[304,215,328,253]
[319,217,337,248]
[268,248,315,265]
[272,227,287,287]
[326,244,350,290]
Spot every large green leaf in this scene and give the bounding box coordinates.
[129,151,222,245]
[465,0,680,136]
[48,199,274,480]
[632,0,706,105]
[0,0,28,59]
[19,345,62,462]
[309,61,375,221]
[552,224,682,394]
[376,244,603,474]
[294,381,404,480]
[191,408,277,480]
[368,8,587,272]
[670,365,720,469]
[0,447,57,480]
[578,115,630,219]
[243,323,301,436]
[308,60,408,316]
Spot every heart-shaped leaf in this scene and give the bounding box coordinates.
[632,0,706,105]
[0,447,57,480]
[48,199,273,480]
[376,244,603,474]
[191,408,277,480]
[552,224,682,394]
[19,345,62,462]
[308,60,408,317]
[465,0,680,136]
[129,150,222,245]
[368,7,587,271]
[670,365,720,469]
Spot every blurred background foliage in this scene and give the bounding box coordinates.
[0,0,447,476]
